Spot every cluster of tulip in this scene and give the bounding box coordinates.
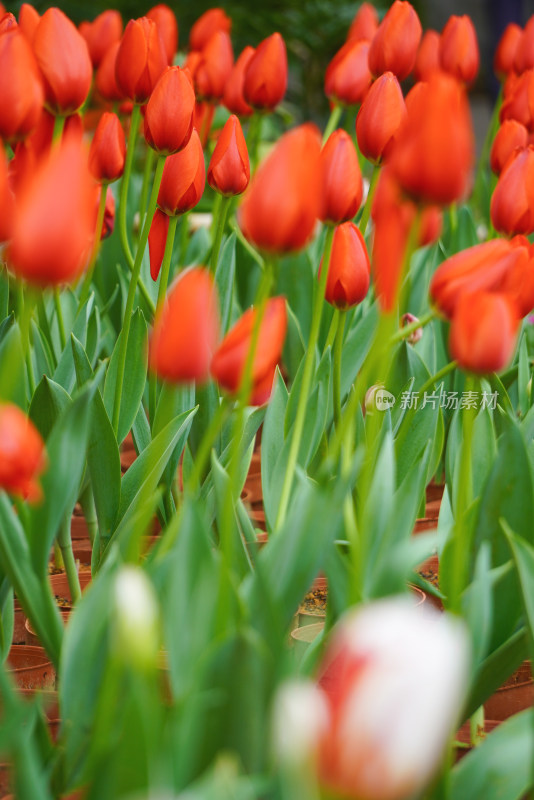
[0,0,534,798]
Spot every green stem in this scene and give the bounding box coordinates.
[180,212,189,264]
[275,226,335,530]
[57,514,81,605]
[18,285,37,398]
[247,113,263,172]
[389,309,437,344]
[186,397,231,493]
[79,483,98,547]
[52,114,65,145]
[210,195,231,275]
[417,361,458,399]
[118,104,142,271]
[229,218,265,268]
[333,310,346,429]
[53,289,66,350]
[470,706,485,747]
[140,146,156,222]
[323,311,339,355]
[359,165,380,237]
[322,103,342,145]
[78,184,108,309]
[112,154,166,437]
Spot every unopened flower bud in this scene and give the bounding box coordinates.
[401,312,423,344]
[113,567,159,670]
[272,680,329,767]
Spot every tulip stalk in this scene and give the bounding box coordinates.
[118,103,142,269]
[112,154,166,437]
[53,290,66,350]
[57,513,81,605]
[210,195,232,274]
[322,103,342,145]
[358,165,380,237]
[276,226,335,530]
[332,309,346,429]
[247,113,263,171]
[139,146,156,222]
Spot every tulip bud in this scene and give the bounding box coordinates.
[494,22,523,80]
[33,8,92,115]
[95,41,124,103]
[401,312,423,344]
[320,222,370,309]
[320,129,363,224]
[243,32,288,111]
[368,0,422,81]
[211,297,287,405]
[317,598,470,800]
[0,141,14,242]
[0,12,16,33]
[500,235,534,317]
[157,129,206,216]
[223,46,255,116]
[515,16,534,74]
[490,119,528,175]
[115,16,167,103]
[148,209,169,281]
[113,567,159,670]
[192,30,233,102]
[147,4,178,65]
[144,66,195,155]
[450,291,520,374]
[18,4,40,43]
[499,70,534,132]
[149,267,220,384]
[0,403,47,503]
[208,114,250,196]
[390,72,474,205]
[439,15,479,85]
[88,112,125,185]
[100,185,115,240]
[347,2,378,42]
[7,132,95,286]
[189,8,231,52]
[325,39,372,107]
[272,680,329,768]
[79,9,122,68]
[0,28,43,142]
[238,124,322,255]
[414,29,441,81]
[491,146,534,235]
[356,72,406,165]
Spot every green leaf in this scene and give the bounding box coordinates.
[518,332,530,419]
[211,451,252,581]
[503,525,534,658]
[261,368,288,528]
[215,233,236,334]
[31,320,55,379]
[0,266,8,322]
[0,323,26,406]
[53,295,94,393]
[462,543,493,667]
[28,376,70,441]
[103,307,148,444]
[340,302,378,396]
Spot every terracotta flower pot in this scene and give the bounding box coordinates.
[248,507,266,531]
[413,517,437,535]
[49,571,92,610]
[6,645,56,691]
[454,719,500,763]
[12,601,29,645]
[484,660,533,720]
[70,514,90,541]
[25,612,70,648]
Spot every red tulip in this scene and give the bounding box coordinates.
[347,2,378,42]
[192,30,233,101]
[80,9,122,68]
[208,114,250,196]
[491,145,534,235]
[368,0,422,80]
[321,222,370,309]
[18,3,40,43]
[157,129,206,216]
[7,133,94,286]
[193,100,215,147]
[450,291,520,374]
[147,4,178,65]
[356,72,406,164]
[189,8,231,52]
[149,267,220,384]
[439,15,479,85]
[390,72,474,205]
[115,17,167,103]
[499,70,534,132]
[95,41,124,103]
[100,185,115,239]
[144,66,195,154]
[238,123,322,254]
[243,32,288,111]
[494,22,522,79]
[211,296,287,405]
[0,141,14,242]
[414,29,441,81]
[89,111,125,183]
[320,129,362,224]
[0,28,43,142]
[500,235,534,316]
[223,46,255,116]
[0,12,16,33]
[33,8,92,115]
[148,209,169,281]
[490,119,528,174]
[0,403,47,503]
[419,205,443,246]
[515,16,534,74]
[325,39,372,106]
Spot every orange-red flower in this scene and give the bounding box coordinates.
[347,2,378,42]
[490,145,534,235]
[223,46,255,116]
[189,8,231,52]
[0,403,47,503]
[368,0,422,80]
[7,133,94,286]
[500,235,534,316]
[439,15,479,85]
[499,70,534,132]
[515,17,534,74]
[148,209,169,281]
[115,16,167,103]
[100,185,115,239]
[144,66,195,154]
[18,3,40,43]
[0,141,14,242]
[208,114,250,196]
[0,12,16,33]
[321,222,370,309]
[157,129,206,216]
[494,22,523,79]
[356,71,406,164]
[95,41,124,102]
[449,291,520,374]
[238,123,322,254]
[147,4,178,65]
[211,296,287,405]
[79,9,122,68]
[414,29,441,81]
[149,267,220,384]
[0,28,43,142]
[191,30,233,101]
[89,111,125,183]
[325,39,372,106]
[390,72,474,205]
[243,32,288,111]
[320,129,362,224]
[33,8,92,115]
[490,119,528,174]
